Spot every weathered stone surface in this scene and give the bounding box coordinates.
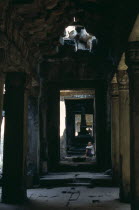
[0,0,137,71]
[127,41,139,210]
[117,67,130,202]
[45,0,59,10]
[111,74,119,183]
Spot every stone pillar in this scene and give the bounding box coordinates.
[0,73,5,134]
[127,41,139,209]
[95,82,108,170]
[2,72,27,204]
[46,84,60,171]
[39,79,48,174]
[111,74,119,183]
[27,83,40,186]
[117,54,130,202]
[60,97,67,160]
[22,75,31,188]
[105,83,112,169]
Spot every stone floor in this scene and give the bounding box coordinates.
[27,186,130,209]
[0,186,130,210]
[0,172,131,210]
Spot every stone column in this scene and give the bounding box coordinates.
[24,76,30,184]
[111,74,119,183]
[127,41,139,209]
[105,83,112,169]
[95,82,108,169]
[27,83,40,186]
[46,84,60,171]
[39,79,48,174]
[2,72,27,204]
[60,96,67,160]
[117,54,130,202]
[0,73,5,134]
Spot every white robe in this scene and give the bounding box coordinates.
[86,145,95,155]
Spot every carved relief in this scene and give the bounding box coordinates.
[118,53,128,71]
[117,70,129,90]
[4,43,30,73]
[0,30,30,73]
[111,74,119,96]
[117,53,129,91]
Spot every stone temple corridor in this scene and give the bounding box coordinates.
[0,0,139,210]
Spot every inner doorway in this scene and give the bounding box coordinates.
[60,89,96,166]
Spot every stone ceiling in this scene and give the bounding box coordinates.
[0,0,138,69]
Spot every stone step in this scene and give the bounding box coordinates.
[67,151,85,155]
[68,147,86,150]
[56,164,97,173]
[39,173,113,188]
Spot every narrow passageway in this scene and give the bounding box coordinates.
[0,1,138,209]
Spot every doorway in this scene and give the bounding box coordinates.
[60,89,96,167]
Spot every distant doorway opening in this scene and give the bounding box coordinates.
[60,89,96,165]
